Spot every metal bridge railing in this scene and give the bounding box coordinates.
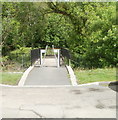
[41,45,48,67]
[61,48,71,66]
[31,48,40,66]
[31,47,73,67]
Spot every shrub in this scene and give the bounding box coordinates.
[9,47,32,68]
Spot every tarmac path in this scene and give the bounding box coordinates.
[24,58,71,85]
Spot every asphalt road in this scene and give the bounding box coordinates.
[1,85,116,118]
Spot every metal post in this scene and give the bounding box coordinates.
[57,49,60,67]
[41,45,48,67]
[40,50,42,65]
[52,45,58,68]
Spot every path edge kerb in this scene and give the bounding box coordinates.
[66,65,78,86]
[0,81,111,87]
[18,66,34,86]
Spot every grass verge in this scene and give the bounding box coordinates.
[0,72,23,85]
[74,68,116,84]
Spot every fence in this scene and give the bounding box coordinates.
[2,52,31,71]
[31,48,40,66]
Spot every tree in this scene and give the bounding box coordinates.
[2,2,117,68]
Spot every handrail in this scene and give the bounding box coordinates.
[41,45,48,67]
[52,45,58,67]
[41,45,60,67]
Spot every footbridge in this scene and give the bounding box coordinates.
[20,45,76,86]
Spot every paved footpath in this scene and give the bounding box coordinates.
[24,58,71,85]
[1,85,116,118]
[24,66,70,85]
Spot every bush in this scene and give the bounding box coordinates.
[9,47,32,68]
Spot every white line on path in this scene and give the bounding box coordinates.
[18,66,34,86]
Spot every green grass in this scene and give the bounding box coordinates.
[74,68,116,84]
[0,72,23,85]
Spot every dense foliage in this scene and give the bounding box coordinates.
[2,2,117,68]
